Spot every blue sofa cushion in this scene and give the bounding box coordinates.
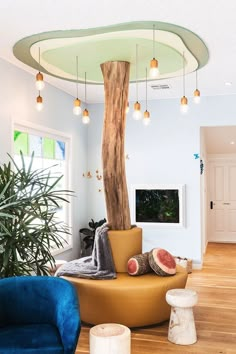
[0,323,63,354]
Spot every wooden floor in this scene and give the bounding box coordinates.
[76,243,236,353]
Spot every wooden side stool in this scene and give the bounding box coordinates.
[90,323,131,354]
[166,288,198,345]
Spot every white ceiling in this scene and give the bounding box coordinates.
[1,0,236,103]
[1,0,236,154]
[203,126,236,155]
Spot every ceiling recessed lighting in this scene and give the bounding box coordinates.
[225,81,232,86]
[230,141,235,145]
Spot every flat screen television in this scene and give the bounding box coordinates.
[131,184,185,228]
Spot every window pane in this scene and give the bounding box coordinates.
[14,131,28,155]
[55,140,65,160]
[43,137,55,159]
[29,134,42,157]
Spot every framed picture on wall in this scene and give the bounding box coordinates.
[131,184,186,228]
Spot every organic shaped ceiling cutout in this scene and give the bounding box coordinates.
[13,21,208,85]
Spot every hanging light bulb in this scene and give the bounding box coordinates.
[193,70,201,104]
[180,96,188,113]
[82,108,90,124]
[133,44,142,120]
[143,110,150,125]
[35,47,45,91]
[126,102,130,113]
[73,56,82,116]
[73,98,82,115]
[149,24,159,79]
[143,68,151,125]
[133,101,142,120]
[180,52,189,113]
[82,72,90,124]
[36,93,43,111]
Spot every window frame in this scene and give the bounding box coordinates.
[12,120,73,255]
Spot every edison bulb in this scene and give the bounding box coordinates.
[82,115,90,124]
[180,96,189,114]
[73,105,82,116]
[133,109,142,120]
[36,102,43,111]
[82,109,90,124]
[35,72,45,91]
[180,103,189,114]
[149,67,160,79]
[133,101,142,120]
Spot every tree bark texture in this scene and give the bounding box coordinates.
[100,61,131,230]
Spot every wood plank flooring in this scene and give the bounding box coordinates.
[76,243,236,353]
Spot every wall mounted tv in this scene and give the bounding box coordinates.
[131,184,185,228]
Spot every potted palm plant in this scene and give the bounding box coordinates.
[0,152,72,278]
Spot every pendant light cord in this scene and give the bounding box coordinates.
[38,47,41,72]
[153,24,156,58]
[76,56,79,98]
[145,67,148,111]
[136,44,139,102]
[183,51,185,96]
[196,70,198,90]
[84,72,87,104]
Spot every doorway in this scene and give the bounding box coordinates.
[201,126,236,250]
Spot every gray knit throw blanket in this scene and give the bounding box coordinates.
[55,223,116,280]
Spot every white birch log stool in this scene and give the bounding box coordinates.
[166,288,198,345]
[90,323,131,354]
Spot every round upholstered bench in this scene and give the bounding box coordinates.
[65,269,187,327]
[64,227,188,328]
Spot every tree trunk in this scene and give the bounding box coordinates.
[100,61,131,230]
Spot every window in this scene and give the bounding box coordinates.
[13,123,72,253]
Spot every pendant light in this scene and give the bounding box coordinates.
[36,92,43,111]
[133,44,142,120]
[149,24,159,79]
[143,68,150,126]
[193,70,201,104]
[82,72,90,124]
[73,56,82,116]
[35,47,45,91]
[180,52,188,113]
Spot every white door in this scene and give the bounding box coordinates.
[209,160,236,242]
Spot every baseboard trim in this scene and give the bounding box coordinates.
[192,262,203,270]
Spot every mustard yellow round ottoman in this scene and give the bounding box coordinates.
[65,227,188,327]
[65,269,187,328]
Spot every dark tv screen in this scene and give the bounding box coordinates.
[135,189,180,223]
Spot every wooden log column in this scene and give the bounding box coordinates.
[100,61,131,230]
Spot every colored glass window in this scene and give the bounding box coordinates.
[14,131,28,155]
[29,134,42,157]
[43,137,55,159]
[14,130,65,161]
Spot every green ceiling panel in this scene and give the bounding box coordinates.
[43,38,182,82]
[13,21,209,85]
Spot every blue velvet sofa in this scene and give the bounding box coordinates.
[0,276,81,354]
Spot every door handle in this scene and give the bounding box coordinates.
[210,201,213,209]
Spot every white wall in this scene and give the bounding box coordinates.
[0,58,88,261]
[87,94,236,267]
[4,55,236,266]
[200,128,208,253]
